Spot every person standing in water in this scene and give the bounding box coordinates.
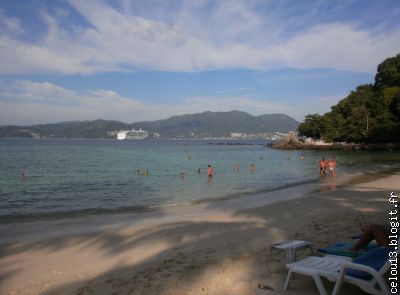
[207,165,213,177]
[328,157,336,176]
[319,157,327,176]
[249,163,256,173]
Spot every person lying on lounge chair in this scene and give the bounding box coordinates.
[349,222,390,252]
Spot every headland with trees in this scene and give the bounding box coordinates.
[272,53,400,150]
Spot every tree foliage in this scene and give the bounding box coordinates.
[298,53,400,143]
[297,114,325,139]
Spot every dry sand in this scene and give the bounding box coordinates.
[0,169,399,295]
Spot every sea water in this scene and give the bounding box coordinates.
[0,138,399,221]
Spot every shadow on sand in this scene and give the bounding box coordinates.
[0,182,394,295]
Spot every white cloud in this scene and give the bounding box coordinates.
[0,80,149,124]
[0,36,96,75]
[278,23,400,72]
[0,80,343,124]
[0,1,399,75]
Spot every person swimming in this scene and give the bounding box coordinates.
[248,163,256,172]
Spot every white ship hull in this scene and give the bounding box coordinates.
[126,134,148,140]
[117,129,149,140]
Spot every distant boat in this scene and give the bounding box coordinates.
[117,129,149,140]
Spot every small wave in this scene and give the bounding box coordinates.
[192,178,319,204]
[0,178,323,223]
[0,205,159,224]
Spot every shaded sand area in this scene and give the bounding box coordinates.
[0,169,399,295]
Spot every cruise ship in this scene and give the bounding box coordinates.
[117,128,149,140]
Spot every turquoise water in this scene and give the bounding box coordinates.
[0,138,399,220]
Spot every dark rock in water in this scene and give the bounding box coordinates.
[269,134,400,151]
[208,142,262,146]
[269,133,305,150]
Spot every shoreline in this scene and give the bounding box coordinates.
[3,164,398,225]
[0,177,319,225]
[0,176,321,246]
[0,168,368,245]
[0,168,398,294]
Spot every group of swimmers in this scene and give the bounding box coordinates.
[170,162,258,180]
[319,156,336,176]
[136,169,149,176]
[233,163,256,173]
[136,155,336,180]
[179,165,214,180]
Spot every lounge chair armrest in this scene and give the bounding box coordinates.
[339,262,381,277]
[332,262,390,295]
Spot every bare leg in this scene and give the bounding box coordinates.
[350,224,389,251]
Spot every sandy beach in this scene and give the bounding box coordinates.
[0,169,398,295]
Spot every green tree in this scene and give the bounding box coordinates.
[297,114,325,139]
[298,53,400,143]
[374,53,400,88]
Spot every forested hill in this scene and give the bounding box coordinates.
[0,111,299,138]
[131,111,298,138]
[298,53,400,143]
[0,120,130,138]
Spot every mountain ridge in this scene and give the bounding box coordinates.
[0,111,299,138]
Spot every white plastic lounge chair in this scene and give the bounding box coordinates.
[284,247,394,295]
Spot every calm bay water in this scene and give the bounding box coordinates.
[0,138,399,221]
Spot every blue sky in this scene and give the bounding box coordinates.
[0,0,399,125]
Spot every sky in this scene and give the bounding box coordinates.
[0,0,399,125]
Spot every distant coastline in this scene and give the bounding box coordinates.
[0,111,299,140]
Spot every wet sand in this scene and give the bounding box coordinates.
[0,169,398,295]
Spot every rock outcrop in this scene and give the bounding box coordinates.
[269,133,400,150]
